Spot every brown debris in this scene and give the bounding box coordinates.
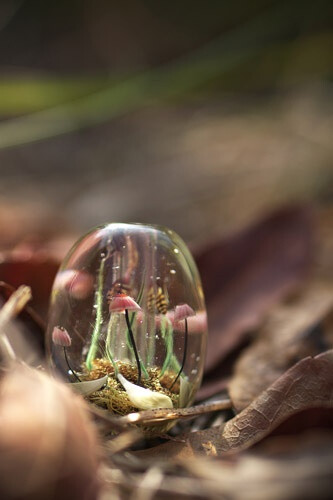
[229,283,333,411]
[135,350,333,459]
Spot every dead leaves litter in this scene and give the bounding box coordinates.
[135,350,333,459]
[229,284,333,411]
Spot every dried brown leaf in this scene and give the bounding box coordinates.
[136,350,333,459]
[103,431,333,499]
[0,282,46,360]
[229,284,333,411]
[180,432,333,500]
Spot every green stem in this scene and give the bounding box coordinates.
[127,310,149,379]
[160,316,174,377]
[125,309,142,386]
[169,354,181,374]
[106,314,119,376]
[85,254,106,370]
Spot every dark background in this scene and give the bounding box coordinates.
[0,0,332,248]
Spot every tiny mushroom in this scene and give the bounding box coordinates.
[52,327,72,347]
[52,327,80,382]
[174,303,195,323]
[109,294,142,386]
[109,293,142,313]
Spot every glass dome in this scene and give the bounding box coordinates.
[46,223,207,417]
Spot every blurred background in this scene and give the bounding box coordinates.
[0,0,332,250]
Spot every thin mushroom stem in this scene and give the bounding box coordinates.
[170,317,188,390]
[125,309,142,386]
[64,346,81,382]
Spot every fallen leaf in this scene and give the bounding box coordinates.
[71,375,109,396]
[195,205,313,383]
[135,350,333,459]
[0,256,59,319]
[105,432,333,500]
[180,432,333,500]
[229,284,333,411]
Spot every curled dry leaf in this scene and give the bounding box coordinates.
[216,351,333,453]
[117,373,173,410]
[0,284,32,363]
[71,375,109,396]
[195,206,313,399]
[135,350,333,459]
[229,284,333,411]
[0,364,100,500]
[0,281,45,328]
[0,282,46,363]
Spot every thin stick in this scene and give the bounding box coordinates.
[170,318,188,390]
[118,397,233,425]
[105,313,120,376]
[125,309,142,386]
[63,346,81,382]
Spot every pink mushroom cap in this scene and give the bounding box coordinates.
[109,294,142,313]
[52,327,72,347]
[174,303,196,322]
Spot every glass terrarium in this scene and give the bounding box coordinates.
[46,223,207,423]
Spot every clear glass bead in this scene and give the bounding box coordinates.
[46,223,207,416]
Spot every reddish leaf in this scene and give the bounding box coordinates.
[195,205,313,397]
[0,257,59,319]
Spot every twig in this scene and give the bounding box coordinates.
[0,285,32,329]
[117,398,232,425]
